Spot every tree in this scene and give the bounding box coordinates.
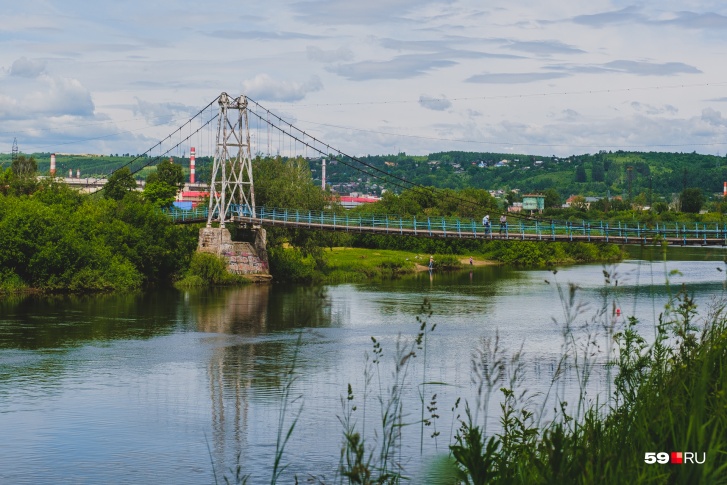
[11,155,37,178]
[591,160,605,182]
[104,167,138,201]
[543,188,561,208]
[570,195,588,210]
[9,155,38,195]
[575,164,587,183]
[143,159,185,207]
[149,158,185,190]
[505,191,521,207]
[143,181,178,208]
[680,188,704,213]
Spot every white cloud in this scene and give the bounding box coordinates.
[0,75,94,120]
[306,46,354,63]
[10,57,46,78]
[241,74,323,102]
[467,72,569,84]
[3,0,727,158]
[701,107,727,126]
[419,94,452,111]
[133,97,196,124]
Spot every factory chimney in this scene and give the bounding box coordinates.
[190,147,196,184]
[50,154,56,176]
[321,159,326,190]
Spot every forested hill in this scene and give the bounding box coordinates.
[315,151,727,202]
[2,150,725,202]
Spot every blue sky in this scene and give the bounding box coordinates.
[2,0,727,158]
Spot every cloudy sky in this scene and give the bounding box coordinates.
[3,0,727,159]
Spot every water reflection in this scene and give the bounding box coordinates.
[0,290,185,349]
[2,259,726,482]
[187,285,338,474]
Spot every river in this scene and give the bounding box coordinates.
[1,246,726,483]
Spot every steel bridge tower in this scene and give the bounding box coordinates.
[206,92,256,228]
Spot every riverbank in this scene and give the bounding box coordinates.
[268,239,626,284]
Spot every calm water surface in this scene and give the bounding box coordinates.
[1,246,726,483]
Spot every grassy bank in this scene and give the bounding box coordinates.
[267,239,625,283]
[268,247,475,283]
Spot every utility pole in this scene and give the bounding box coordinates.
[11,138,18,162]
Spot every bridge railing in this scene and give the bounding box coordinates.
[163,205,727,244]
[249,207,727,243]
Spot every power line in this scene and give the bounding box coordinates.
[293,119,727,149]
[247,98,534,222]
[267,80,727,109]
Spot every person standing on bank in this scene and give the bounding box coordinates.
[499,214,507,234]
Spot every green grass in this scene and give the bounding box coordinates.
[320,248,468,282]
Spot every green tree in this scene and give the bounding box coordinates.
[143,181,178,208]
[254,156,326,210]
[592,160,605,182]
[148,158,185,190]
[9,155,39,195]
[680,188,704,213]
[104,167,138,201]
[11,154,37,177]
[543,188,561,208]
[575,164,587,183]
[143,158,185,207]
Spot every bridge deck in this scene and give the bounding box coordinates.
[164,206,727,247]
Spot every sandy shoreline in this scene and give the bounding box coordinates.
[414,257,499,272]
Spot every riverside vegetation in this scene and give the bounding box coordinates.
[215,274,727,484]
[0,155,626,292]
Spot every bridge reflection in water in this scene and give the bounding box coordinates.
[188,286,333,474]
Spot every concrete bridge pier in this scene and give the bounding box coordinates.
[197,227,271,281]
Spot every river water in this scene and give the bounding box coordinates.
[1,246,726,483]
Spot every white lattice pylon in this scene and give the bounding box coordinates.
[206,93,256,228]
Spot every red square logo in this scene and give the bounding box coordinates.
[671,452,683,464]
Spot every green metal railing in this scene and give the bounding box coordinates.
[163,205,727,245]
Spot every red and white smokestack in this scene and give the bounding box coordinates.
[50,154,56,176]
[724,181,726,197]
[76,168,80,178]
[190,147,196,184]
[321,158,326,190]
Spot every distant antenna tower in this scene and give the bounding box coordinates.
[11,138,18,162]
[206,92,255,228]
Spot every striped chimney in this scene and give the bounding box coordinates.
[321,158,326,190]
[190,147,196,184]
[724,181,726,197]
[50,153,56,176]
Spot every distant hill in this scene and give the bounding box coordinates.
[311,150,727,203]
[2,150,725,202]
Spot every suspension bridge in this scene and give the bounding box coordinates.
[101,92,727,276]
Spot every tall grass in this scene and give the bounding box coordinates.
[213,268,727,483]
[335,270,727,484]
[445,276,727,484]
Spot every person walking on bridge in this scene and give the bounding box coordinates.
[499,214,507,234]
[482,215,491,235]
